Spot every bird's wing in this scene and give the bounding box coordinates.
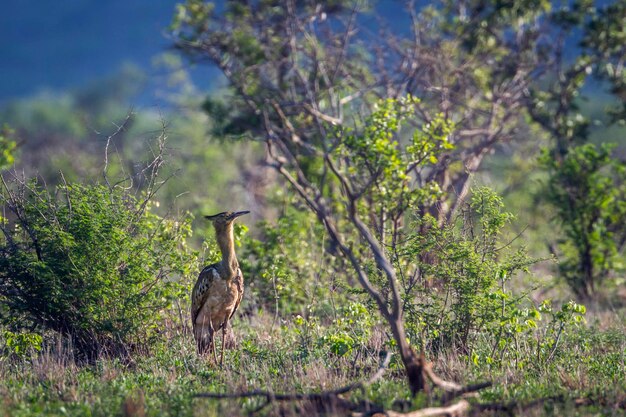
[191,264,220,325]
[229,267,244,321]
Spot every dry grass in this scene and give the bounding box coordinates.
[0,307,624,416]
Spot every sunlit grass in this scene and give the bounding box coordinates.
[1,307,624,417]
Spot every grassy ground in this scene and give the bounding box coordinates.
[1,306,624,417]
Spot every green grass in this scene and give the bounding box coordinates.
[1,308,624,417]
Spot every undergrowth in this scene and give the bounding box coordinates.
[0,309,624,417]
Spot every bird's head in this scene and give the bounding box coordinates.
[204,210,250,229]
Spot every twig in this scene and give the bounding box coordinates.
[194,352,493,417]
[194,351,392,411]
[383,399,470,417]
[422,357,492,403]
[423,361,462,392]
[102,111,134,190]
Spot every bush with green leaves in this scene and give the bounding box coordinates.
[321,301,375,357]
[0,179,198,360]
[394,187,589,368]
[1,330,43,360]
[540,143,626,299]
[397,188,530,353]
[467,298,587,370]
[290,300,376,361]
[444,187,518,346]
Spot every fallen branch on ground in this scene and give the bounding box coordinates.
[194,352,492,416]
[382,399,470,417]
[194,351,392,414]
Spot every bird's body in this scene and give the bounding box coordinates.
[191,211,249,364]
[192,263,243,344]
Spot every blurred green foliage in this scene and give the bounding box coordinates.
[1,330,42,359]
[241,205,330,315]
[0,125,17,170]
[541,143,626,299]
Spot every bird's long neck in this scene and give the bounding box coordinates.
[216,223,238,276]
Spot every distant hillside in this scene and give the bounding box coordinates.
[0,1,422,104]
[0,0,599,106]
[0,0,179,102]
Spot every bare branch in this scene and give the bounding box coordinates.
[194,351,392,406]
[383,400,470,417]
[103,111,134,190]
[423,361,463,392]
[302,103,342,125]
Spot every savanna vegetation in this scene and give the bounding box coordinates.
[1,1,625,416]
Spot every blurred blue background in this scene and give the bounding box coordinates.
[0,1,414,106]
[0,1,180,104]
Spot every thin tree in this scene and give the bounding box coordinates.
[170,0,591,391]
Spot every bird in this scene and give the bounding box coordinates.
[191,210,249,365]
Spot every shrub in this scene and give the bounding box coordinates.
[0,179,197,360]
[540,143,626,300]
[398,187,588,367]
[401,188,539,354]
[1,330,43,360]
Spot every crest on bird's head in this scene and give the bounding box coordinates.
[204,210,250,225]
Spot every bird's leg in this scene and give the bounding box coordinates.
[209,324,218,365]
[211,337,218,364]
[223,322,237,349]
[203,317,217,365]
[194,325,202,354]
[196,316,211,356]
[220,320,228,367]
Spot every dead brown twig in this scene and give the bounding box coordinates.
[377,399,470,417]
[194,352,491,416]
[194,351,391,414]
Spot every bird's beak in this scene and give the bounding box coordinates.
[229,210,250,220]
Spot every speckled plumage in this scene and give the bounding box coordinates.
[191,264,243,351]
[191,210,248,364]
